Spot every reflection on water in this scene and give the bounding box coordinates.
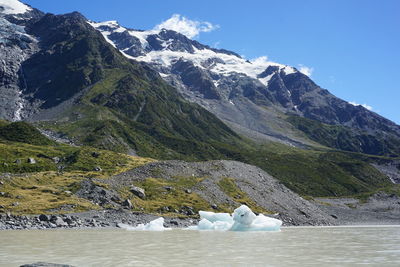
[0,226,400,266]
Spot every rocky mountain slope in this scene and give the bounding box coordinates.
[1,1,247,161]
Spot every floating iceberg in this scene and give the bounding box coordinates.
[118,217,171,231]
[119,205,281,232]
[190,205,282,232]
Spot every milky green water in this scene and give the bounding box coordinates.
[0,226,399,266]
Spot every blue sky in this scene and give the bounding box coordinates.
[23,0,400,124]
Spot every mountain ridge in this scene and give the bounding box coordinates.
[89,19,400,156]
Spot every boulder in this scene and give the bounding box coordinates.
[20,262,76,267]
[64,216,75,226]
[93,166,102,172]
[27,158,36,164]
[130,186,145,199]
[50,216,67,227]
[122,199,133,209]
[38,214,50,222]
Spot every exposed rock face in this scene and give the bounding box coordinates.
[0,16,39,121]
[129,186,145,199]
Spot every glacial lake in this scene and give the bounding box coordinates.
[1,226,400,266]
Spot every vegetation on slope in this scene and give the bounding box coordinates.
[287,115,400,157]
[0,121,54,146]
[0,138,153,175]
[25,11,244,160]
[118,176,212,217]
[0,137,154,215]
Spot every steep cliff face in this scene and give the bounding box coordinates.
[0,1,44,121]
[0,16,38,121]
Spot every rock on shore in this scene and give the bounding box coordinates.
[0,209,196,230]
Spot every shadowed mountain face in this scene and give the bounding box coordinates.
[90,21,400,156]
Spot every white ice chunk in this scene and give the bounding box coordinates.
[119,217,171,231]
[199,211,233,223]
[190,205,282,232]
[230,206,282,232]
[232,205,257,226]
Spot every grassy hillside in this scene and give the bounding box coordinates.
[287,115,400,157]
[241,143,394,197]
[0,139,153,175]
[0,123,398,217]
[0,121,54,146]
[0,135,154,215]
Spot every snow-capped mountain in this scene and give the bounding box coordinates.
[90,20,400,148]
[90,20,298,95]
[1,0,400,156]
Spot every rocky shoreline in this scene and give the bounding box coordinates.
[0,209,197,230]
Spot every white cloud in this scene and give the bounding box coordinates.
[154,14,219,39]
[349,101,373,111]
[213,41,221,48]
[298,64,313,77]
[251,56,269,65]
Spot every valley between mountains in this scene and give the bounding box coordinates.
[1,0,399,229]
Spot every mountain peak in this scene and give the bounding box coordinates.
[0,0,31,15]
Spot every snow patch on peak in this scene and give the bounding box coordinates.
[91,19,300,86]
[135,44,297,83]
[258,73,274,86]
[127,29,158,49]
[0,0,31,15]
[89,20,125,32]
[349,101,373,111]
[90,20,159,49]
[282,66,296,75]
